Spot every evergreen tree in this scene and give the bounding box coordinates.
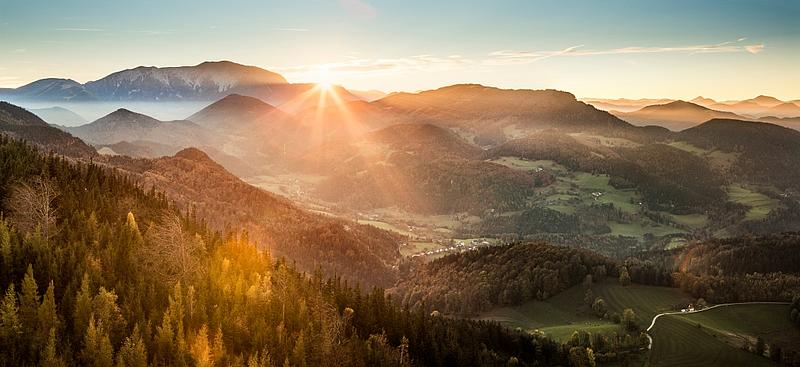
[37,281,59,345]
[81,315,114,367]
[116,326,147,367]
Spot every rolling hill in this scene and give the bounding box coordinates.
[613,100,750,131]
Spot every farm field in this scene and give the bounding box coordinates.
[608,221,685,238]
[478,279,690,341]
[727,185,779,221]
[648,304,794,367]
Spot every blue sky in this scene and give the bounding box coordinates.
[0,0,798,99]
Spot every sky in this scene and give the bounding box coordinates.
[0,0,798,100]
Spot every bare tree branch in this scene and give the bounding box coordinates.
[7,176,59,239]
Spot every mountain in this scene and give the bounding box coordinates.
[29,106,88,126]
[104,147,402,286]
[677,118,800,189]
[83,60,287,101]
[0,61,343,106]
[690,96,717,106]
[374,84,653,145]
[0,101,96,157]
[67,108,214,148]
[612,100,749,131]
[188,93,293,131]
[746,95,784,107]
[350,88,388,101]
[0,78,94,102]
[710,95,800,118]
[187,94,306,160]
[582,97,674,112]
[303,123,539,215]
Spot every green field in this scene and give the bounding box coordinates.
[543,172,642,215]
[608,221,685,238]
[668,141,739,172]
[489,157,568,174]
[478,280,690,341]
[727,185,779,221]
[649,304,795,367]
[667,213,709,229]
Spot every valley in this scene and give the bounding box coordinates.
[1,58,799,367]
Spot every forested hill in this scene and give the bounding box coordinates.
[103,147,403,288]
[628,233,800,303]
[0,101,96,158]
[393,242,619,315]
[0,135,575,366]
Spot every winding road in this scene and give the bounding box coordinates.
[644,301,791,350]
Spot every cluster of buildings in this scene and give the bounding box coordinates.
[409,239,492,258]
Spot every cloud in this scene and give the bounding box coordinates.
[53,27,105,32]
[274,38,765,83]
[339,0,377,19]
[745,44,765,54]
[133,30,174,36]
[487,39,765,65]
[273,27,310,32]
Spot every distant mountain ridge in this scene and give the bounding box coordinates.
[612,100,750,131]
[0,61,352,107]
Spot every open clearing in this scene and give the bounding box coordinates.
[668,141,739,172]
[649,304,793,367]
[478,280,690,341]
[727,185,779,221]
[608,221,685,238]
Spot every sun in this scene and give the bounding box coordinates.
[312,66,336,90]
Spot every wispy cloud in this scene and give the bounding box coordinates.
[275,38,765,83]
[488,39,765,65]
[273,27,309,32]
[53,27,105,32]
[339,0,377,19]
[132,29,174,36]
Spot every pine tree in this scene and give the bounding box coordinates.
[292,333,307,367]
[0,219,12,279]
[191,324,212,367]
[1,283,22,350]
[116,325,147,367]
[81,315,114,367]
[74,273,93,341]
[37,281,59,345]
[40,327,66,367]
[20,264,40,330]
[212,325,225,363]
